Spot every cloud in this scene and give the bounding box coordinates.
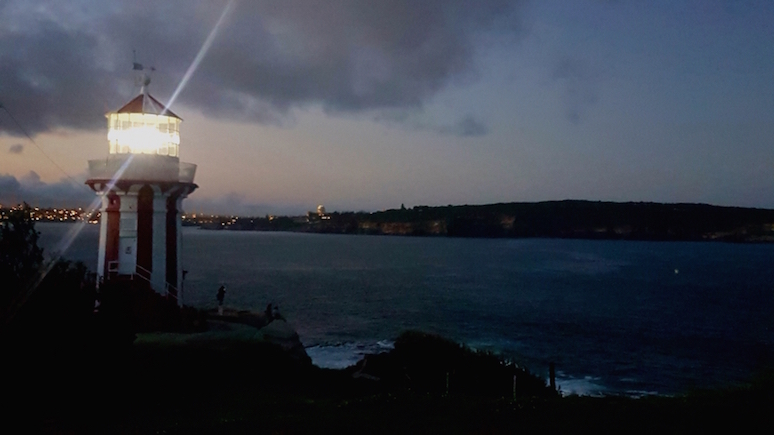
[440,115,488,137]
[0,0,524,136]
[0,172,302,214]
[0,172,92,208]
[0,174,21,194]
[20,170,44,188]
[373,110,489,137]
[551,57,599,123]
[185,192,307,217]
[8,143,23,154]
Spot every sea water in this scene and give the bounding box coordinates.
[36,223,774,396]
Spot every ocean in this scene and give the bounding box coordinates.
[36,222,774,396]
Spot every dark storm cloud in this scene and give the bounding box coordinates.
[0,172,92,208]
[8,144,23,154]
[0,21,125,134]
[0,0,523,136]
[551,57,599,123]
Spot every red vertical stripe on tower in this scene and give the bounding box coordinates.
[104,193,120,277]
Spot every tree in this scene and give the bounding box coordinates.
[1,204,44,322]
[0,204,43,290]
[1,204,94,330]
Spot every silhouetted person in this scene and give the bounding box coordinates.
[272,304,285,321]
[216,285,226,315]
[265,303,273,322]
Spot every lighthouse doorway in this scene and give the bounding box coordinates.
[118,238,137,275]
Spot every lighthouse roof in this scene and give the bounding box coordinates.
[115,93,181,120]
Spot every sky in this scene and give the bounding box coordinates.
[1,0,773,216]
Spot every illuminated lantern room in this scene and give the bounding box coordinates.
[107,94,181,157]
[88,91,196,184]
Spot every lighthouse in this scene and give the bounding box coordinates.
[86,80,197,304]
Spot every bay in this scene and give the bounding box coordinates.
[35,222,774,396]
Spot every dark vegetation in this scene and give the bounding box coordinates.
[344,330,554,398]
[3,204,774,433]
[188,200,774,242]
[1,205,205,341]
[1,205,96,349]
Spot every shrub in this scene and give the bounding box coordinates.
[351,330,557,398]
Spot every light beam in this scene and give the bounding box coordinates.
[18,0,237,311]
[164,0,236,115]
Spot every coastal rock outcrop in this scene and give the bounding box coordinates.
[255,319,309,364]
[135,308,311,365]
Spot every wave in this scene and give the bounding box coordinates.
[554,372,608,397]
[305,340,394,370]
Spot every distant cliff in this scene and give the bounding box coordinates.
[190,200,774,242]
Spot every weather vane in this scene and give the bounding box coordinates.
[132,49,155,94]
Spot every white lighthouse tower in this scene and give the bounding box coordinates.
[86,76,197,304]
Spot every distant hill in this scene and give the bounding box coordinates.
[196,200,774,243]
[360,201,774,241]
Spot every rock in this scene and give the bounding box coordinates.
[257,320,311,365]
[136,310,311,365]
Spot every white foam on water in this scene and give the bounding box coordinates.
[624,389,661,398]
[306,340,394,369]
[557,375,661,398]
[556,374,607,397]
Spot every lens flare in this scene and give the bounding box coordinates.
[164,0,236,114]
[49,154,135,263]
[18,0,237,312]
[6,154,137,324]
[36,154,135,275]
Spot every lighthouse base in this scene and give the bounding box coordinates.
[87,178,196,305]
